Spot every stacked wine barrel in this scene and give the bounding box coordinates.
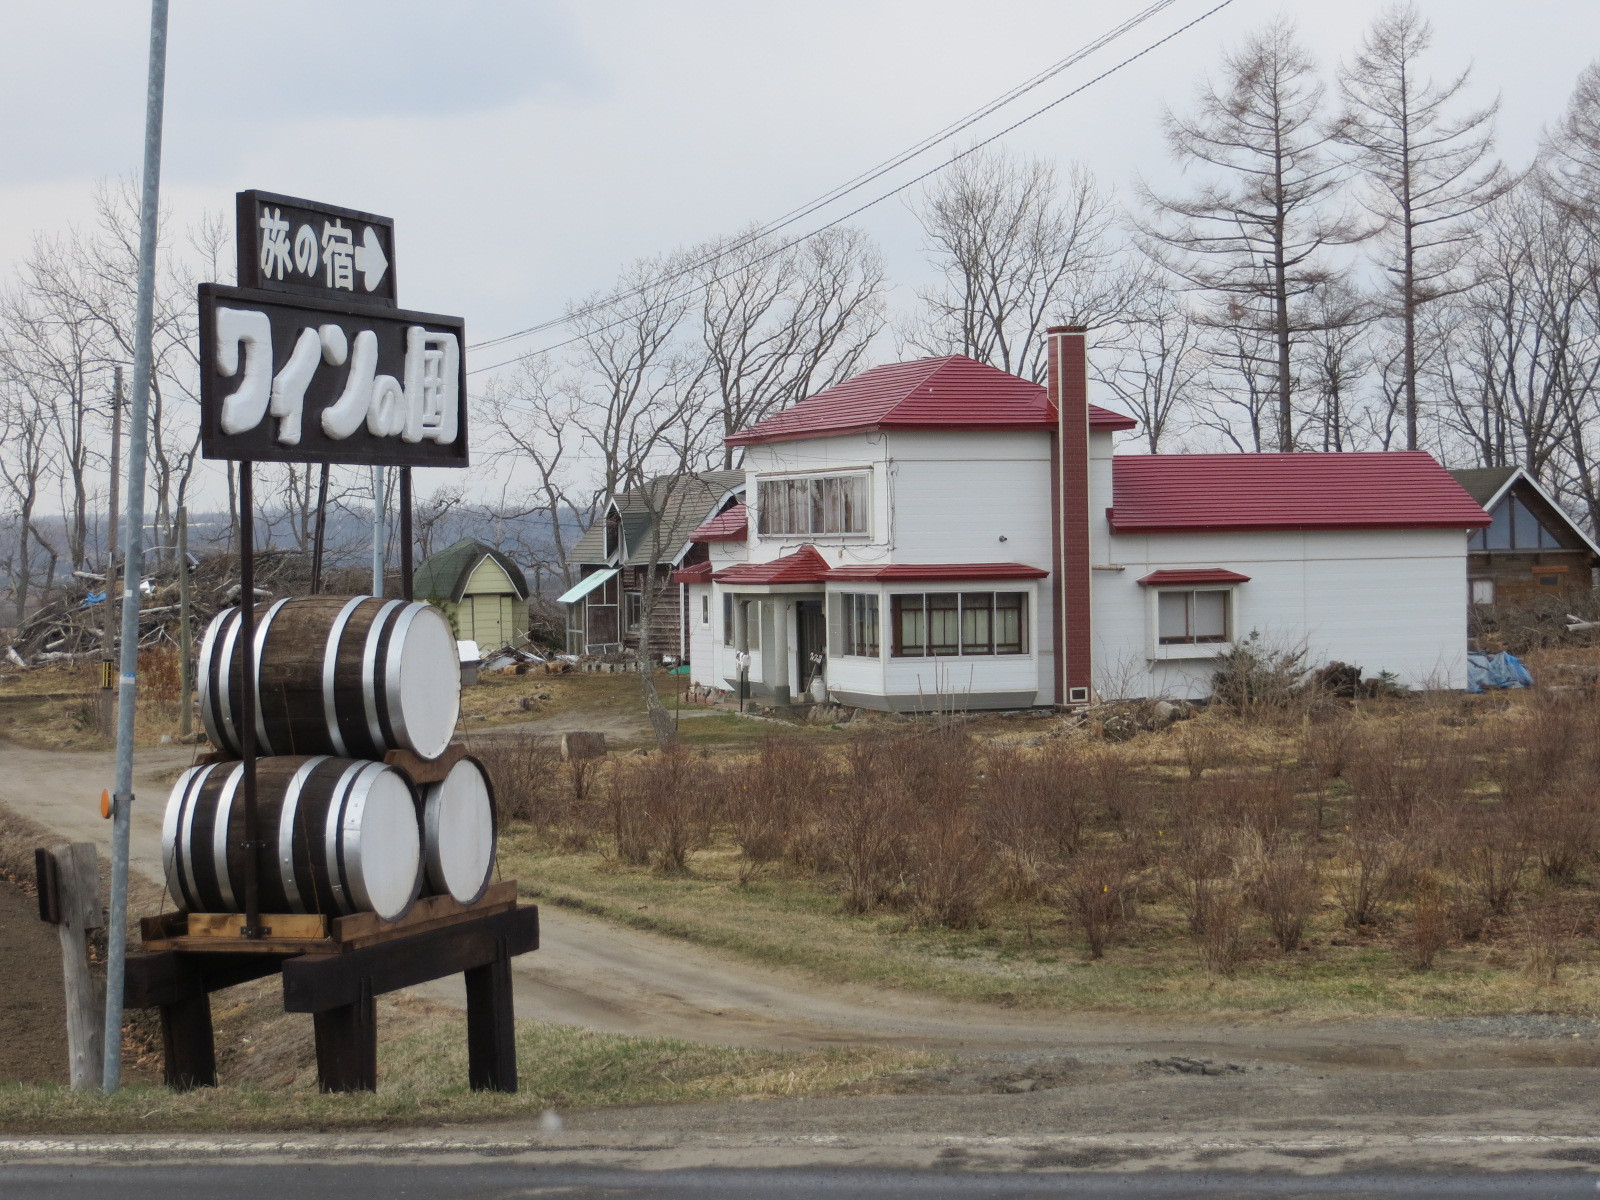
[161,595,498,923]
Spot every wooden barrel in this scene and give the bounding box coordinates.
[420,755,497,906]
[161,755,423,921]
[198,595,461,761]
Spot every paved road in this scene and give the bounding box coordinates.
[2,1162,1597,1198]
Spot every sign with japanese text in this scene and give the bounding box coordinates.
[236,190,397,307]
[198,284,467,468]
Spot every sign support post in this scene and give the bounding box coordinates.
[104,0,168,1094]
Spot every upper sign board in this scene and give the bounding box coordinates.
[236,190,397,307]
[198,284,467,468]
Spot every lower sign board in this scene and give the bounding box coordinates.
[198,283,467,467]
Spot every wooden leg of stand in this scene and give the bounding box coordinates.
[464,954,517,1093]
[313,985,377,1093]
[159,993,216,1090]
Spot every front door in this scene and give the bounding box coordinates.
[795,599,826,696]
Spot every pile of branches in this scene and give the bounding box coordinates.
[2,548,345,668]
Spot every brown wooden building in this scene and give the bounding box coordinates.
[559,470,744,661]
[1450,467,1600,606]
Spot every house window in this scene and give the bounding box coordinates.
[1470,496,1565,551]
[1157,589,1230,645]
[837,593,879,657]
[1471,579,1495,606]
[624,591,643,633]
[756,474,868,537]
[604,510,622,560]
[891,592,1028,657]
[701,595,710,625]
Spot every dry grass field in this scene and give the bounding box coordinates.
[483,647,1600,1021]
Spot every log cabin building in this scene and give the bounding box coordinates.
[1448,466,1600,607]
[560,470,744,660]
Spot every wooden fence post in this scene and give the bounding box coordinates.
[37,843,106,1089]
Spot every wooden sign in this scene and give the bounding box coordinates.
[236,190,396,307]
[198,283,467,467]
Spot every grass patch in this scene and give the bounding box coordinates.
[0,1010,934,1134]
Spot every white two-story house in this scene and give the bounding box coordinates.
[681,328,1490,710]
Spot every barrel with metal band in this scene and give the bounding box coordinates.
[161,754,424,922]
[197,594,460,761]
[420,755,497,906]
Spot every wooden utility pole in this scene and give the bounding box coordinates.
[176,504,192,737]
[98,367,123,737]
[36,843,106,1089]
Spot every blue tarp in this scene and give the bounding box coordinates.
[1467,651,1533,693]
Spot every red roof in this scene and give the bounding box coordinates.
[690,501,748,542]
[725,355,1137,447]
[1111,452,1491,533]
[671,560,713,585]
[713,545,831,585]
[1137,568,1251,586]
[826,562,1048,583]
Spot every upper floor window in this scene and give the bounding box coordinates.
[1470,495,1565,551]
[757,473,868,537]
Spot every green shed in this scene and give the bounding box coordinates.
[413,538,530,651]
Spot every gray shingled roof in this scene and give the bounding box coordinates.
[1448,466,1519,508]
[570,470,744,567]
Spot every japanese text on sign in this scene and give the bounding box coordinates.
[257,207,389,294]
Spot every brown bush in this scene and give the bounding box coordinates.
[1057,848,1136,960]
[1175,721,1235,781]
[1298,713,1358,786]
[1243,838,1322,952]
[1087,744,1146,841]
[1521,897,1583,985]
[1527,780,1600,884]
[1406,876,1451,970]
[981,743,1089,900]
[725,738,834,870]
[1197,883,1246,976]
[1455,805,1529,917]
[609,747,718,874]
[822,736,914,914]
[903,806,990,929]
[465,737,601,848]
[1489,695,1582,805]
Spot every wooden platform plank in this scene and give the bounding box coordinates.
[187,913,329,940]
[384,742,467,786]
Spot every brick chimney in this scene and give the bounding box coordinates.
[1048,326,1092,707]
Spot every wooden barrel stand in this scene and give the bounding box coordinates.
[126,896,536,1093]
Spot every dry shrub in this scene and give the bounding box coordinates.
[1198,883,1246,977]
[1087,744,1145,841]
[981,743,1088,901]
[903,806,990,929]
[824,735,914,914]
[1521,898,1584,985]
[1298,713,1357,784]
[1527,779,1600,884]
[466,737,603,848]
[609,747,718,874]
[1174,720,1235,781]
[1243,838,1322,952]
[1057,849,1136,960]
[1454,805,1529,917]
[137,647,181,705]
[1191,767,1295,848]
[1344,726,1468,830]
[725,739,832,870]
[1489,695,1582,804]
[1406,875,1451,970]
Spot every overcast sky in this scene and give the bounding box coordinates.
[0,0,1594,506]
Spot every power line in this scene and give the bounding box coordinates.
[469,0,1236,378]
[468,0,1184,354]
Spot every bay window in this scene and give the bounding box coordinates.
[891,592,1028,657]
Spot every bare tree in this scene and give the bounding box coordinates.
[1335,3,1512,451]
[1093,277,1205,451]
[699,226,885,463]
[1296,278,1376,451]
[1140,19,1369,451]
[1538,59,1600,224]
[908,147,1127,381]
[0,376,59,622]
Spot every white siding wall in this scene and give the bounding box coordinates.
[1091,527,1471,699]
[687,584,718,688]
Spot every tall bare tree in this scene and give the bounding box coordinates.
[1538,59,1600,224]
[699,226,885,464]
[908,147,1126,381]
[1140,19,1368,451]
[1093,277,1204,452]
[1335,3,1512,450]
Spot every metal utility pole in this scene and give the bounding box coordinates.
[98,367,123,736]
[176,505,191,738]
[371,465,386,596]
[103,0,168,1094]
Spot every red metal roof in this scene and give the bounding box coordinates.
[671,560,713,585]
[713,545,831,585]
[689,501,748,542]
[725,355,1137,447]
[825,562,1048,583]
[1137,568,1252,586]
[1111,452,1491,533]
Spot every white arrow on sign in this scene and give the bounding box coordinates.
[354,225,389,292]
